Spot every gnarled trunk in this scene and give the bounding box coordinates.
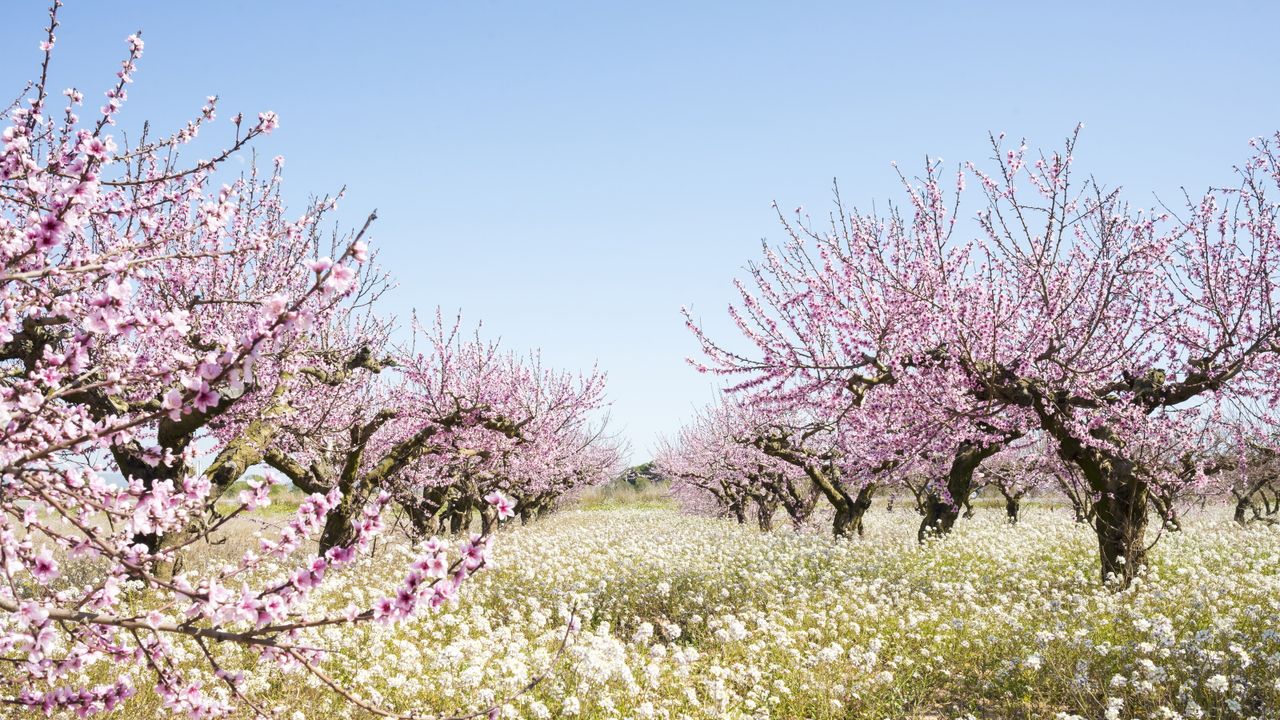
[832,504,857,537]
[1232,476,1279,526]
[832,485,875,537]
[917,442,996,543]
[917,496,962,541]
[755,495,779,531]
[114,444,190,580]
[319,491,361,555]
[479,503,498,535]
[448,501,472,535]
[1004,496,1020,524]
[1149,490,1181,532]
[772,475,819,528]
[1092,480,1149,587]
[788,484,819,525]
[1039,410,1150,588]
[1234,494,1250,525]
[403,486,448,537]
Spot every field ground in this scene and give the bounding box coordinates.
[103,495,1279,720]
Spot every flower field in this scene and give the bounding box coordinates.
[108,502,1280,720]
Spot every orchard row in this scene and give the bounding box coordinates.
[0,6,618,717]
[665,125,1280,587]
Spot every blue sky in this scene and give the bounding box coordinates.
[5,1,1279,461]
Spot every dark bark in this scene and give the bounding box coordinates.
[917,496,961,541]
[479,504,498,535]
[904,478,930,516]
[752,431,881,539]
[832,504,857,538]
[1149,490,1182,532]
[1092,480,1149,587]
[448,508,467,535]
[403,487,448,537]
[989,480,1025,525]
[318,494,360,555]
[762,470,819,528]
[1005,385,1151,587]
[1232,473,1280,526]
[832,485,875,537]
[917,442,999,543]
[447,496,474,535]
[755,495,779,531]
[1004,495,1020,524]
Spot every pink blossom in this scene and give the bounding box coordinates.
[304,257,333,273]
[31,549,58,584]
[324,263,357,295]
[256,110,279,133]
[485,491,516,520]
[351,240,369,262]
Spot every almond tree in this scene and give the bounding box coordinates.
[684,188,1021,539]
[657,401,813,530]
[0,10,532,716]
[925,129,1280,585]
[372,315,618,538]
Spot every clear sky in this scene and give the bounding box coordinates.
[5,1,1279,462]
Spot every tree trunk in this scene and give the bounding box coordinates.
[917,442,994,542]
[918,497,962,542]
[318,491,360,556]
[1038,410,1154,587]
[832,503,857,538]
[114,444,190,579]
[154,398,289,578]
[1234,494,1250,526]
[832,485,874,537]
[1004,495,1020,524]
[781,484,819,528]
[479,504,498,535]
[755,496,778,532]
[852,485,873,535]
[1091,479,1149,587]
[403,487,446,538]
[448,504,470,535]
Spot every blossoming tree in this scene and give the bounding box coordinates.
[688,123,1280,586]
[656,400,815,530]
[0,8,582,716]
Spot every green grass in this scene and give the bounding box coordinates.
[214,476,306,518]
[573,479,676,511]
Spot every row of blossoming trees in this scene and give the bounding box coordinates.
[663,126,1280,588]
[1,7,619,717]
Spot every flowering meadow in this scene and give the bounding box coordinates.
[66,499,1274,720]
